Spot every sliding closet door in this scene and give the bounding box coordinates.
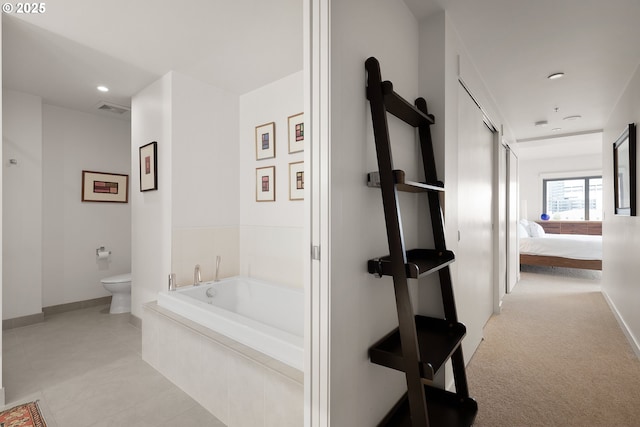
[457,83,495,355]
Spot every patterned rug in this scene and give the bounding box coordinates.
[0,401,46,427]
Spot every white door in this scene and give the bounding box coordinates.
[496,143,508,309]
[457,84,495,356]
[506,147,519,293]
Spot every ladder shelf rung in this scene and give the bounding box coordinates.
[379,81,435,127]
[369,315,466,380]
[367,249,454,279]
[377,385,478,427]
[367,170,444,193]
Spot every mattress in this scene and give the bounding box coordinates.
[519,234,602,260]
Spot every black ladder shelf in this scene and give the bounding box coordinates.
[365,57,478,427]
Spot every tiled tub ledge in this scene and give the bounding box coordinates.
[142,302,303,427]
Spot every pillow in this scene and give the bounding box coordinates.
[517,223,530,238]
[528,221,546,238]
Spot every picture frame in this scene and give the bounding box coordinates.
[289,161,304,200]
[613,123,636,216]
[288,112,305,153]
[255,122,276,160]
[81,170,129,203]
[139,141,158,192]
[256,166,276,202]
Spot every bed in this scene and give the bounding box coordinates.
[519,220,602,270]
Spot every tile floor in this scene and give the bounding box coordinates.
[2,304,226,426]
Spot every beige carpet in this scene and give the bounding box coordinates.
[466,268,640,427]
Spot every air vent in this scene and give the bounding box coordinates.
[95,101,130,115]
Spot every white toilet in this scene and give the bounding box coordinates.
[101,273,132,314]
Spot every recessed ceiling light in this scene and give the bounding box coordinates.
[547,72,565,80]
[97,85,109,92]
[563,115,582,121]
[552,128,562,132]
[535,120,548,127]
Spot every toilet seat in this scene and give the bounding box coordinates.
[101,273,131,284]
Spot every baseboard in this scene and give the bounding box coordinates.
[3,296,114,330]
[2,312,44,330]
[602,290,640,359]
[42,296,112,316]
[129,313,142,329]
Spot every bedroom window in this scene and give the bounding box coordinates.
[543,176,602,221]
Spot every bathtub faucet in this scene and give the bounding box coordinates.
[194,264,202,286]
[215,256,221,282]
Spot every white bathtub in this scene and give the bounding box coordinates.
[157,276,304,371]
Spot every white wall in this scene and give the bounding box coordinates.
[131,73,173,319]
[171,72,240,286]
[3,90,42,319]
[42,104,131,307]
[328,1,421,424]
[601,61,640,356]
[3,91,131,318]
[418,10,515,380]
[239,72,304,288]
[519,153,602,222]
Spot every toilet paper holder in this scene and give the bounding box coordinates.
[96,246,112,257]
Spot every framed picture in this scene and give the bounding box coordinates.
[81,171,129,203]
[288,112,305,153]
[139,141,158,192]
[613,123,637,216]
[256,166,276,202]
[289,161,304,200]
[255,122,276,160]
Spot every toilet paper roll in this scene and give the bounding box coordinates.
[97,250,110,259]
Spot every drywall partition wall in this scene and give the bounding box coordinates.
[131,73,173,319]
[239,71,304,288]
[418,11,515,372]
[519,153,602,222]
[42,104,131,307]
[328,1,421,424]
[171,72,239,229]
[171,72,240,286]
[601,62,640,356]
[2,90,43,319]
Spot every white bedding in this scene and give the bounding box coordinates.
[519,234,602,260]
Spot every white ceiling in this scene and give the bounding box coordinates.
[2,0,302,118]
[3,0,640,157]
[408,0,640,159]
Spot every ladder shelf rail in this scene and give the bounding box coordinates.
[365,56,477,427]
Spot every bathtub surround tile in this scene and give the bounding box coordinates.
[172,226,240,286]
[143,301,304,427]
[2,304,223,426]
[239,225,304,288]
[265,368,304,427]
[196,338,230,424]
[227,355,265,427]
[141,307,159,368]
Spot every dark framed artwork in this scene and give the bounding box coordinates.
[289,161,304,200]
[139,141,158,192]
[255,122,276,160]
[256,166,275,202]
[288,112,305,153]
[81,170,129,203]
[613,123,636,216]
